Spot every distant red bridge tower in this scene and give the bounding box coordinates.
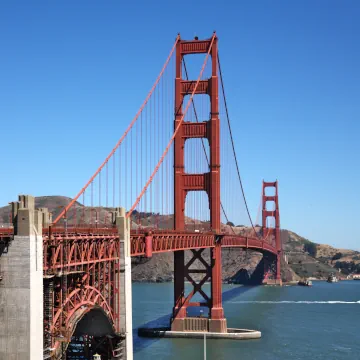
[262,180,282,285]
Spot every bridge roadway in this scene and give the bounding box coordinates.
[1,227,277,273]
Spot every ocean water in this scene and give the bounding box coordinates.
[132,281,360,360]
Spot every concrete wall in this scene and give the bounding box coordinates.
[0,195,44,360]
[116,209,133,360]
[0,235,31,359]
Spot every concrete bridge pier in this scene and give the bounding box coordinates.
[140,240,261,340]
[0,195,47,360]
[114,208,133,360]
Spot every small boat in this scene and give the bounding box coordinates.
[298,278,312,287]
[327,273,338,283]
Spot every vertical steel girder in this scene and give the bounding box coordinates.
[262,181,282,282]
[173,35,226,332]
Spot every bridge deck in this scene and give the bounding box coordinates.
[1,226,277,264]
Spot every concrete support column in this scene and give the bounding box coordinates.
[38,207,52,228]
[0,195,44,360]
[116,208,133,360]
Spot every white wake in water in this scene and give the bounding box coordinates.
[229,300,360,304]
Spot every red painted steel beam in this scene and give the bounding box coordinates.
[263,181,277,188]
[182,122,209,138]
[180,39,213,54]
[182,173,210,191]
[181,79,209,95]
[42,229,278,260]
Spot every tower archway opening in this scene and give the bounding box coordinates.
[65,308,123,360]
[185,190,210,232]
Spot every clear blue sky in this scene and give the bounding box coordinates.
[1,1,359,249]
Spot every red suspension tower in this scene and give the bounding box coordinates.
[172,34,227,333]
[262,180,282,284]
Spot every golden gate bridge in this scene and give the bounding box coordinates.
[0,33,282,360]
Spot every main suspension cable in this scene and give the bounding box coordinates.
[217,53,259,238]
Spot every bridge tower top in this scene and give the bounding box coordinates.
[262,180,280,230]
[174,34,220,232]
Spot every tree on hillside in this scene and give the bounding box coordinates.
[226,221,235,227]
[332,252,342,261]
[334,261,360,274]
[304,241,317,257]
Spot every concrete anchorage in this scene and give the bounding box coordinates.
[0,195,49,360]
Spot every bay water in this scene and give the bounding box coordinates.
[132,281,360,360]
